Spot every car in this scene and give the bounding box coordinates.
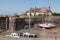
[19,32,37,38]
[5,33,19,38]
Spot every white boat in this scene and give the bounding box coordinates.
[38,13,56,29]
[38,23,55,29]
[19,32,37,37]
[5,33,19,38]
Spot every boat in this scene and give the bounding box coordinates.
[38,23,55,29]
[5,33,19,38]
[19,32,37,38]
[38,13,56,29]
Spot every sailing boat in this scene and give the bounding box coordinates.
[38,13,55,29]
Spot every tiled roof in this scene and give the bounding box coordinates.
[27,6,52,13]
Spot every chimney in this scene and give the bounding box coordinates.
[48,6,50,10]
[29,7,32,13]
[30,7,32,10]
[35,7,37,9]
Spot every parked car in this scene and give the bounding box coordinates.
[19,32,37,38]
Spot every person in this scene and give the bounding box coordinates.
[24,25,30,32]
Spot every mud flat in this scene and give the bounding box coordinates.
[0,35,60,40]
[0,27,60,40]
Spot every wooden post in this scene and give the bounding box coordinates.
[9,17,15,32]
[6,17,7,30]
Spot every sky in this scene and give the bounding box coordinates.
[0,0,60,15]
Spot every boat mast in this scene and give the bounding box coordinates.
[42,13,43,23]
[29,10,31,30]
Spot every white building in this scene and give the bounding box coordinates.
[26,6,52,16]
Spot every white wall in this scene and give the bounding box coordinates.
[27,12,51,16]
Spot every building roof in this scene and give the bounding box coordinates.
[26,6,52,13]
